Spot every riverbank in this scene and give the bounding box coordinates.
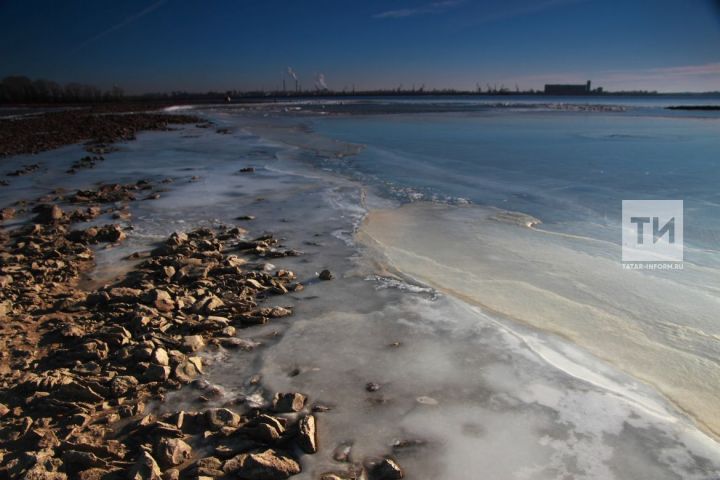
[2,102,720,479]
[0,111,406,480]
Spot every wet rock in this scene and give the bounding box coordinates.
[312,404,333,413]
[320,474,352,480]
[7,163,40,176]
[391,438,427,453]
[223,449,300,479]
[319,269,334,281]
[296,415,317,453]
[95,224,126,243]
[182,335,205,352]
[155,437,192,468]
[366,382,381,392]
[219,337,258,350]
[174,358,202,383]
[333,441,353,462]
[272,392,306,413]
[370,458,404,480]
[205,408,241,430]
[246,414,286,442]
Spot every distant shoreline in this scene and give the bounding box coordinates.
[2,90,720,109]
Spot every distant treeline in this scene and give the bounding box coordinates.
[2,75,719,104]
[0,76,124,103]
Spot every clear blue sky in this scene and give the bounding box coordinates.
[1,0,719,93]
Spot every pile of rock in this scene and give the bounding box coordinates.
[67,155,105,174]
[70,181,155,204]
[0,111,201,157]
[6,163,40,177]
[0,195,323,479]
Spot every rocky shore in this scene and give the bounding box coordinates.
[0,106,204,157]
[0,110,405,480]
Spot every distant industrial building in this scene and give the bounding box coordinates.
[544,80,602,95]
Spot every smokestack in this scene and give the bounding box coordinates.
[287,67,299,93]
[314,73,328,91]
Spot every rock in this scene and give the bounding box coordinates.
[108,287,142,303]
[296,415,317,453]
[95,224,126,243]
[219,337,258,350]
[182,335,205,352]
[272,392,306,413]
[110,375,139,397]
[320,474,350,480]
[319,269,334,281]
[62,450,108,471]
[147,289,175,312]
[167,231,188,246]
[0,207,15,220]
[152,348,170,366]
[332,441,353,462]
[155,437,192,468]
[162,265,176,279]
[203,295,224,313]
[246,414,285,442]
[144,364,171,382]
[366,382,381,392]
[205,408,241,430]
[55,381,104,403]
[174,359,201,383]
[198,457,222,468]
[371,458,404,480]
[77,467,114,480]
[161,469,180,480]
[34,204,64,224]
[15,427,60,450]
[223,449,300,479]
[192,457,224,477]
[129,451,162,480]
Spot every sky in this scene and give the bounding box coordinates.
[1,0,719,93]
